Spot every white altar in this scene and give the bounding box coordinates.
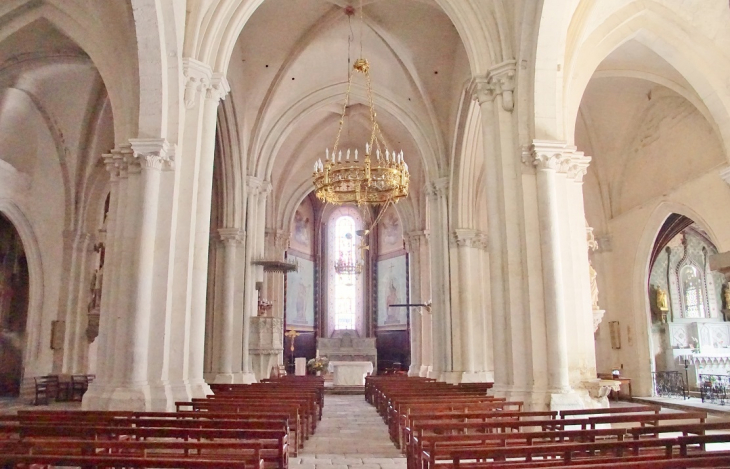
[329,361,374,386]
[317,331,377,371]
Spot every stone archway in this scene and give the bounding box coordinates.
[0,213,29,396]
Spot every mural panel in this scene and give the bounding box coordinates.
[377,255,408,329]
[378,206,403,256]
[286,256,315,329]
[290,198,314,256]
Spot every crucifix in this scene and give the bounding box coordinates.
[284,329,300,367]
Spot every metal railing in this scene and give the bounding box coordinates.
[652,371,688,399]
[699,374,730,405]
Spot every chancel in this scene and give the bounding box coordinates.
[0,0,729,422]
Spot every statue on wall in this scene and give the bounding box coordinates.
[656,286,669,311]
[723,284,730,311]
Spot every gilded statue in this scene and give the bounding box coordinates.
[723,284,730,310]
[656,286,669,312]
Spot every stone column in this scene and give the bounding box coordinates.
[472,65,524,395]
[405,231,430,376]
[213,228,242,383]
[83,140,173,411]
[451,229,490,382]
[241,177,270,382]
[187,74,229,396]
[531,142,570,393]
[60,231,92,374]
[426,179,451,380]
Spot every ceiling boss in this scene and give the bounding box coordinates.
[312,6,409,209]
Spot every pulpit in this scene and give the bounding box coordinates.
[249,316,284,381]
[317,331,377,371]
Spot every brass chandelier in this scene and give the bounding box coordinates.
[312,56,409,206]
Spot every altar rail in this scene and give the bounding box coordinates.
[652,371,687,399]
[699,373,730,405]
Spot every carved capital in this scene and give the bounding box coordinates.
[207,73,231,102]
[265,228,291,253]
[486,60,516,112]
[566,153,591,182]
[183,58,213,109]
[451,229,488,250]
[129,138,175,171]
[530,140,574,172]
[406,230,429,252]
[246,176,272,196]
[218,227,243,244]
[469,77,495,105]
[426,177,449,199]
[102,144,133,179]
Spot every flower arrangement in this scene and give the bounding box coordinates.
[307,356,329,373]
[691,336,701,354]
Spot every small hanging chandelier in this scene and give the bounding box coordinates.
[334,251,363,276]
[312,18,409,206]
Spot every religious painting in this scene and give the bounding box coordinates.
[289,197,314,256]
[286,256,315,329]
[377,255,408,329]
[378,205,403,256]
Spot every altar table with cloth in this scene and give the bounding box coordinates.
[328,361,374,386]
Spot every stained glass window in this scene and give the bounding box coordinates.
[327,207,364,335]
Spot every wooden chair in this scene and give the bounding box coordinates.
[32,378,48,406]
[70,374,88,401]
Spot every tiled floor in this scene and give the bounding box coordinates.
[291,395,406,469]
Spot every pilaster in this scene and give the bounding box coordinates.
[405,230,431,377]
[426,179,451,379]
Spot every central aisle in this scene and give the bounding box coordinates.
[292,395,406,469]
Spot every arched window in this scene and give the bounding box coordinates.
[680,264,706,318]
[327,207,364,336]
[334,216,356,329]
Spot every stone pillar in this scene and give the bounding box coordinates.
[241,177,271,383]
[187,75,229,396]
[60,231,92,374]
[471,64,527,396]
[531,143,570,393]
[406,231,430,377]
[451,229,490,382]
[213,228,243,383]
[426,179,451,380]
[83,140,173,411]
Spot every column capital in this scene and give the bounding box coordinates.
[207,73,231,102]
[470,61,516,111]
[129,138,175,171]
[246,176,272,195]
[451,229,488,250]
[530,140,572,171]
[265,228,290,254]
[218,227,244,244]
[406,230,430,252]
[426,177,449,198]
[183,58,213,109]
[102,144,133,179]
[566,152,591,182]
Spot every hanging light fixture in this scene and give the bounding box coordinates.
[312,5,409,207]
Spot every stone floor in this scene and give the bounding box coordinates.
[291,395,406,469]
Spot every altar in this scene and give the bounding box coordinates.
[317,331,377,371]
[329,361,374,386]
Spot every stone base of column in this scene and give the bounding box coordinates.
[407,364,421,377]
[188,379,213,399]
[419,365,431,377]
[81,383,113,410]
[213,373,237,384]
[427,369,442,380]
[236,372,257,384]
[83,383,153,411]
[153,382,195,411]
